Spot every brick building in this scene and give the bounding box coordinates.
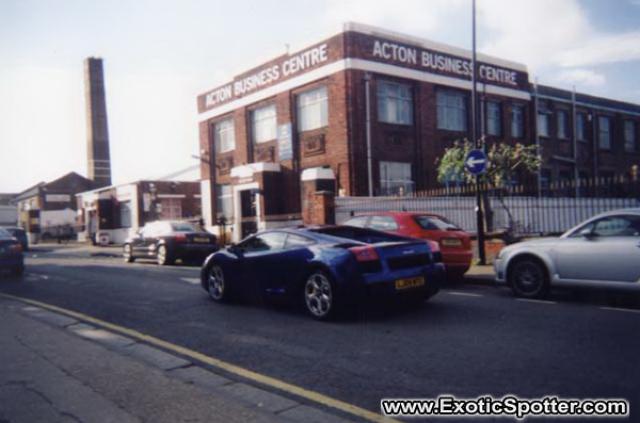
[196,22,640,242]
[533,85,640,190]
[76,180,202,245]
[14,172,95,242]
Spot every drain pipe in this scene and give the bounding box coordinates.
[533,78,542,198]
[364,73,373,197]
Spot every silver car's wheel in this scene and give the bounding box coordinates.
[304,272,334,320]
[123,244,134,263]
[208,265,226,302]
[510,259,548,298]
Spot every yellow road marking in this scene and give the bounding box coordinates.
[0,293,396,423]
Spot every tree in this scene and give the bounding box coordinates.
[436,138,541,188]
[435,138,541,239]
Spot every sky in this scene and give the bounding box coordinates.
[1,0,640,192]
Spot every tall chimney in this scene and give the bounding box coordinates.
[84,57,112,188]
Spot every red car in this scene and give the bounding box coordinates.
[343,212,472,279]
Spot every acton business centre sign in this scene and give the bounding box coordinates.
[203,43,330,109]
[198,29,529,113]
[351,29,529,90]
[370,39,522,88]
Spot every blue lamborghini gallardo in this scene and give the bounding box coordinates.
[200,226,445,320]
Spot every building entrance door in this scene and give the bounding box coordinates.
[88,210,98,244]
[239,189,257,239]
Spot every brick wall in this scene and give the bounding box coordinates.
[203,71,351,220]
[535,100,640,182]
[346,69,534,195]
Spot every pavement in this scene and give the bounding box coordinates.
[28,242,123,259]
[463,264,497,284]
[0,297,353,423]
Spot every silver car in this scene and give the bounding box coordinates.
[495,209,640,298]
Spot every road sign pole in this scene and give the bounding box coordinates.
[471,0,487,265]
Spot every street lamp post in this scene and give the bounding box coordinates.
[471,0,487,265]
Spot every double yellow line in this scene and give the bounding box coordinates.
[0,293,397,423]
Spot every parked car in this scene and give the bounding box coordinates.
[123,221,218,265]
[1,226,28,251]
[200,226,445,320]
[343,212,472,279]
[495,209,640,298]
[0,227,24,276]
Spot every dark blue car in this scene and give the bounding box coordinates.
[2,227,28,252]
[200,226,445,320]
[0,227,24,276]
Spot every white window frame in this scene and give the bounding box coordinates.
[159,198,182,220]
[297,86,328,132]
[557,110,568,139]
[576,113,586,142]
[251,104,277,144]
[377,80,413,125]
[486,100,501,136]
[119,201,132,228]
[598,116,611,150]
[511,104,524,138]
[624,120,636,152]
[379,161,413,196]
[216,184,233,221]
[537,112,550,138]
[437,89,467,131]
[214,118,235,153]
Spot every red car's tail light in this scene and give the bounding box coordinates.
[349,245,380,262]
[174,234,187,243]
[9,243,22,253]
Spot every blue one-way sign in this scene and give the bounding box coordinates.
[465,149,488,175]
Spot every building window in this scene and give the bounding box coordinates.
[486,101,502,136]
[214,118,235,153]
[297,86,328,132]
[624,120,636,152]
[159,198,182,220]
[251,104,277,144]
[216,184,233,221]
[437,89,467,131]
[377,80,413,125]
[598,116,611,150]
[119,201,132,228]
[557,110,568,139]
[511,104,524,138]
[537,112,550,137]
[379,161,413,196]
[576,113,586,142]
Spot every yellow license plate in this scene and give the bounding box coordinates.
[193,237,209,243]
[441,238,462,247]
[395,277,425,290]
